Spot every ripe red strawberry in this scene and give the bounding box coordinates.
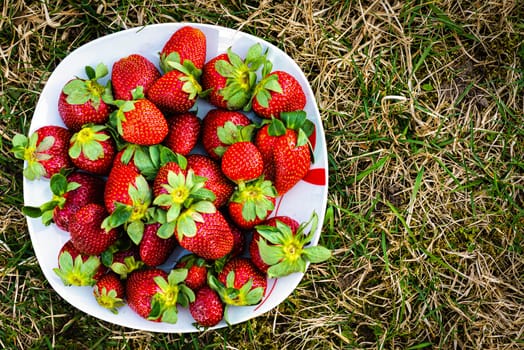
[201,109,253,160]
[139,223,177,267]
[250,212,331,278]
[189,286,224,327]
[53,239,104,286]
[58,63,113,131]
[177,211,234,260]
[209,257,266,307]
[22,171,105,232]
[251,65,306,119]
[126,268,194,323]
[111,89,168,145]
[93,272,125,314]
[227,178,277,230]
[160,26,207,71]
[176,254,208,290]
[201,44,266,110]
[69,203,119,255]
[187,154,234,208]
[249,216,300,274]
[254,111,314,195]
[163,112,201,155]
[102,163,154,244]
[69,124,116,175]
[111,54,161,100]
[12,125,73,180]
[146,63,203,115]
[220,141,264,183]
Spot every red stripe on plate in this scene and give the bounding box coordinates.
[302,168,326,186]
[254,278,278,311]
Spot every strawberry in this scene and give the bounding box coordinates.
[22,171,104,232]
[249,215,300,274]
[110,88,168,146]
[58,63,113,131]
[187,154,234,208]
[163,112,201,156]
[111,54,161,101]
[126,268,194,323]
[251,63,306,119]
[93,272,125,314]
[251,212,331,278]
[201,44,266,110]
[102,163,155,244]
[139,223,177,267]
[69,203,119,256]
[220,141,264,183]
[201,109,253,160]
[175,254,208,290]
[208,257,266,308]
[160,26,207,71]
[146,62,203,115]
[177,211,234,260]
[12,125,73,180]
[189,286,224,327]
[227,177,277,230]
[53,239,104,286]
[254,111,314,195]
[68,124,116,175]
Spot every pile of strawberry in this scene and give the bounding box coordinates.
[14,26,330,328]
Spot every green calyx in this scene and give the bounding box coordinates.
[94,285,125,314]
[215,44,268,110]
[108,86,145,139]
[149,269,195,323]
[12,132,54,180]
[255,211,332,278]
[214,122,256,157]
[154,169,216,240]
[53,251,101,287]
[249,60,281,110]
[231,178,277,222]
[22,171,80,225]
[264,111,315,148]
[109,256,144,280]
[102,175,154,245]
[69,124,110,161]
[166,59,204,100]
[208,272,264,307]
[63,63,112,109]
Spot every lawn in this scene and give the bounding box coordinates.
[1,0,523,349]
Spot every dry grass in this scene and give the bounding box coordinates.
[1,0,523,349]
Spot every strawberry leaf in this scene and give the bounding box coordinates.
[127,220,145,245]
[158,221,176,239]
[22,206,42,218]
[257,239,284,265]
[303,245,332,263]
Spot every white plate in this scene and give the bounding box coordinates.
[24,23,328,332]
